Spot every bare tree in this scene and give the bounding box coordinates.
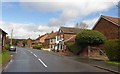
[75,22,88,29]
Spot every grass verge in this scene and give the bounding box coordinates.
[107,61,120,65]
[0,50,10,66]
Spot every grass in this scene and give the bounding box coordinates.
[0,50,10,65]
[107,61,120,65]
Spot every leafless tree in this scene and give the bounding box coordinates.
[75,22,88,29]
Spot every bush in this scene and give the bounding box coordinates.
[104,39,120,61]
[76,30,107,45]
[67,42,85,55]
[33,45,42,50]
[4,44,10,50]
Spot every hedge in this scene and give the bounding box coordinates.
[33,45,42,50]
[67,42,85,55]
[76,30,107,45]
[104,39,120,61]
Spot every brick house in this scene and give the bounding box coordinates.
[56,27,81,52]
[80,15,120,59]
[35,33,49,46]
[45,31,58,51]
[93,15,120,40]
[0,28,7,51]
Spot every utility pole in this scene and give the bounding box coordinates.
[10,29,13,46]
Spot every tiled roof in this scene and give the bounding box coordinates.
[102,15,120,26]
[36,33,49,40]
[45,32,58,39]
[64,35,76,43]
[60,27,81,34]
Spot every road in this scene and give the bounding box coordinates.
[2,47,109,72]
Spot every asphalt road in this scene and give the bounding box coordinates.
[2,47,109,72]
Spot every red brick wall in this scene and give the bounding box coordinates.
[80,47,88,57]
[93,18,119,39]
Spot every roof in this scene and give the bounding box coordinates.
[36,33,49,40]
[102,15,120,26]
[27,38,32,41]
[60,27,81,34]
[45,32,58,39]
[0,28,7,34]
[64,35,76,43]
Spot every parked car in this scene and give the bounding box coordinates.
[9,46,16,52]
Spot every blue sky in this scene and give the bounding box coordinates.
[2,2,60,25]
[1,1,119,39]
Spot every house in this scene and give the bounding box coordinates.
[56,27,81,52]
[35,33,49,46]
[0,28,7,51]
[93,15,120,39]
[17,41,24,47]
[27,38,33,48]
[45,31,58,51]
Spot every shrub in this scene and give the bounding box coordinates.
[104,39,120,61]
[67,42,85,55]
[33,45,42,50]
[76,30,107,46]
[4,44,10,50]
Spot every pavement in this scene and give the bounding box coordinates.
[68,56,120,73]
[2,47,110,72]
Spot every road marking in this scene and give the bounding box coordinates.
[27,49,48,68]
[33,54,37,57]
[38,58,47,68]
[4,60,13,70]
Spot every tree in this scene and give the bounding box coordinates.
[6,36,10,45]
[75,22,88,29]
[76,30,107,46]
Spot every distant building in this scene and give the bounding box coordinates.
[35,34,49,46]
[27,38,33,48]
[45,31,58,51]
[17,41,24,47]
[93,15,120,39]
[0,28,7,51]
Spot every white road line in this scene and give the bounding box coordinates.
[4,60,13,70]
[38,58,47,68]
[27,50,48,68]
[33,54,37,57]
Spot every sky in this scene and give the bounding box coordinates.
[0,0,119,39]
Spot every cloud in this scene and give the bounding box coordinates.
[20,0,117,27]
[1,0,118,39]
[83,17,99,29]
[0,21,59,39]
